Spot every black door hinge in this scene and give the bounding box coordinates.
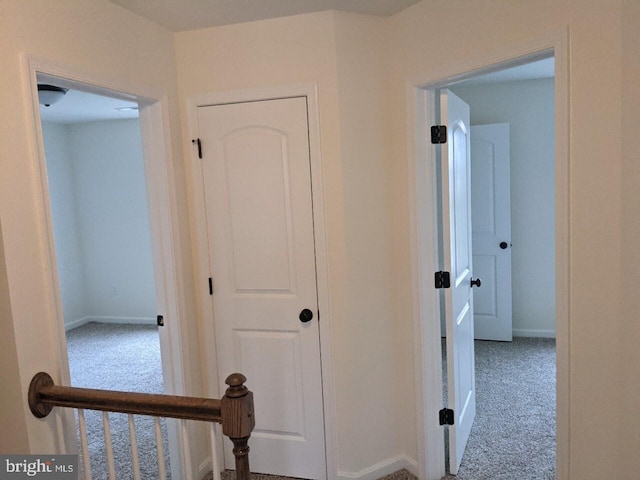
[157,315,164,327]
[439,408,454,426]
[208,277,213,295]
[435,271,451,289]
[192,138,202,158]
[431,125,447,144]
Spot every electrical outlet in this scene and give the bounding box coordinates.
[111,286,117,296]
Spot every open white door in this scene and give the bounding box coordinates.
[471,123,513,341]
[440,89,477,474]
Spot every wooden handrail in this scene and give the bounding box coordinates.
[28,371,255,480]
[29,372,222,421]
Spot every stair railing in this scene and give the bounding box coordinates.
[28,371,255,480]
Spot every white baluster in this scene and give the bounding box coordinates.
[181,419,194,479]
[77,409,92,480]
[102,411,116,480]
[210,423,222,480]
[154,417,167,480]
[128,415,141,480]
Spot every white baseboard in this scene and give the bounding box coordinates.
[199,451,418,480]
[337,454,417,480]
[65,316,92,331]
[65,316,156,331]
[513,328,556,338]
[90,316,156,325]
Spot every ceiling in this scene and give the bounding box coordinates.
[39,89,139,124]
[459,57,555,86]
[38,2,554,124]
[39,57,553,125]
[109,0,423,32]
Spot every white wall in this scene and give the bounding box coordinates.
[175,11,411,478]
[452,79,556,337]
[41,121,88,326]
[2,0,640,478]
[620,0,640,471]
[387,1,627,477]
[0,0,195,455]
[41,119,157,328]
[333,12,413,474]
[174,12,350,477]
[0,219,30,453]
[175,5,638,478]
[69,119,157,322]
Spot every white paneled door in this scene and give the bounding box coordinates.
[440,89,477,475]
[471,123,513,341]
[197,97,326,479]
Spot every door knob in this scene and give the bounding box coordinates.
[299,308,314,323]
[470,278,482,288]
[499,241,509,250]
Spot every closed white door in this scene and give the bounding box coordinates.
[440,89,477,475]
[197,97,326,479]
[471,123,513,341]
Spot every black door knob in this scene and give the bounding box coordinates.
[470,278,482,288]
[499,242,509,250]
[299,308,314,323]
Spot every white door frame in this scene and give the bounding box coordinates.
[186,84,337,479]
[22,54,191,477]
[406,31,570,480]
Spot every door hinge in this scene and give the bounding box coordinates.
[192,138,202,158]
[208,277,213,295]
[157,315,164,327]
[431,125,447,144]
[434,271,451,289]
[439,408,454,426]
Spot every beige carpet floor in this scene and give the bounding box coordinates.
[205,339,555,480]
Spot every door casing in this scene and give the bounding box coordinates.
[23,54,192,478]
[186,84,337,479]
[406,31,569,480]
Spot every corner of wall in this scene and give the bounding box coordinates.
[336,454,417,480]
[0,220,30,453]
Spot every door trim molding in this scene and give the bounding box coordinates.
[21,53,189,477]
[185,83,336,479]
[405,30,570,479]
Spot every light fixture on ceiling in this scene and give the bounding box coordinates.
[38,84,68,107]
[114,106,139,112]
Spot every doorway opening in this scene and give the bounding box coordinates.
[438,58,557,478]
[409,37,569,480]
[39,83,172,477]
[28,63,188,479]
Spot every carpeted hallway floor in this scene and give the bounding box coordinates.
[68,324,555,479]
[442,337,556,479]
[209,338,556,480]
